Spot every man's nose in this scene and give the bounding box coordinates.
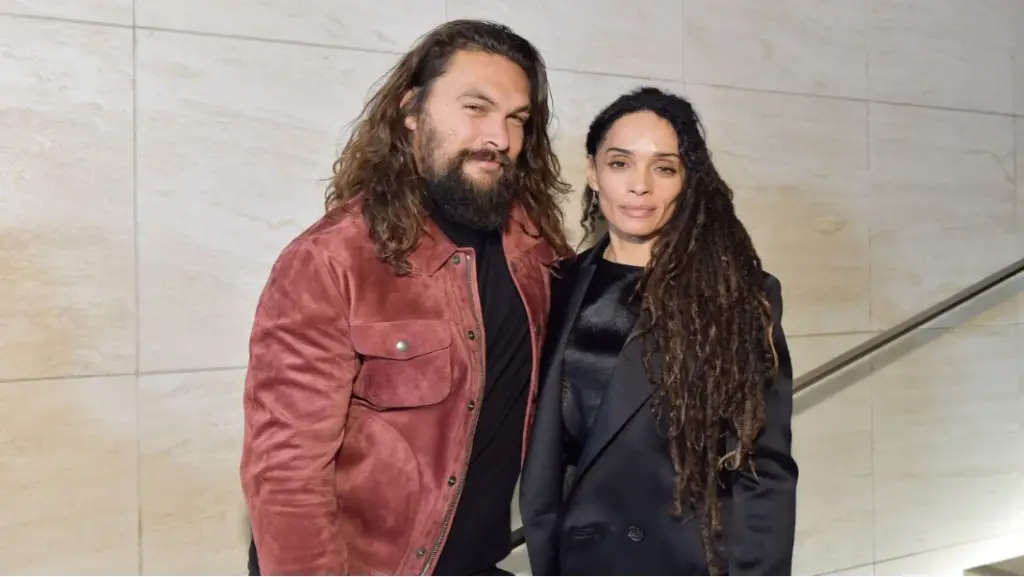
[480,116,510,152]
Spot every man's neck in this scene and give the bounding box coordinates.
[426,199,492,253]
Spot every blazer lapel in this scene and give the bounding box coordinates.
[571,335,658,489]
[519,242,602,526]
[543,264,597,394]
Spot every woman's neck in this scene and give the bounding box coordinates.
[604,232,653,267]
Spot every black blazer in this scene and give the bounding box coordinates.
[519,235,798,576]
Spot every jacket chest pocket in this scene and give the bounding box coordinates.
[351,319,454,409]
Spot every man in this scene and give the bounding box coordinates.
[241,19,572,576]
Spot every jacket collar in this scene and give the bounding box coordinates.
[578,232,612,269]
[410,202,556,275]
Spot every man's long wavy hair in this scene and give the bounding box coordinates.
[579,87,779,573]
[325,20,572,273]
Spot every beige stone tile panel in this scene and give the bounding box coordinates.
[1018,120,1024,323]
[448,0,684,81]
[869,226,1019,330]
[0,0,132,25]
[687,85,869,177]
[869,0,1016,113]
[683,0,868,98]
[135,0,445,53]
[140,369,247,575]
[135,30,397,372]
[867,102,1016,235]
[0,16,135,380]
[823,565,875,576]
[1018,118,1024,229]
[498,545,530,576]
[789,332,874,376]
[1016,3,1024,115]
[0,376,138,573]
[739,179,871,336]
[871,325,1024,559]
[688,85,870,335]
[790,333,876,575]
[874,530,1024,575]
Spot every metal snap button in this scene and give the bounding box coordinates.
[395,340,408,352]
[627,526,644,542]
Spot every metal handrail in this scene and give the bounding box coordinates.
[793,257,1024,393]
[508,256,1024,551]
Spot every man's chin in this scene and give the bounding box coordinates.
[462,166,503,184]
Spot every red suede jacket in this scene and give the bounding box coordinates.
[240,199,560,576]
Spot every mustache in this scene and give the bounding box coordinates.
[460,148,513,168]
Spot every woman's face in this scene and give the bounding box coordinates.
[586,110,685,240]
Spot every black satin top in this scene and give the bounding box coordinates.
[561,257,644,465]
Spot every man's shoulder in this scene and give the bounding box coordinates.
[265,201,378,286]
[304,209,369,250]
[290,201,374,260]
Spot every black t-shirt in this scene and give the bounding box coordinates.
[431,210,533,576]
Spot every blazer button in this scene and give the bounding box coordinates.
[627,526,644,542]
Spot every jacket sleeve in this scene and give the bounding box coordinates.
[240,237,355,575]
[729,275,799,575]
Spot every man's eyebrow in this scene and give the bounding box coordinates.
[460,89,497,106]
[460,89,530,115]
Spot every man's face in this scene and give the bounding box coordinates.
[405,50,532,230]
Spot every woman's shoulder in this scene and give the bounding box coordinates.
[551,246,597,283]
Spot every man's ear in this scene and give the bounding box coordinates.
[401,89,418,131]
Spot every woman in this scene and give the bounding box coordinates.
[519,87,798,576]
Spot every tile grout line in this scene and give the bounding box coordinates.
[3,10,1024,120]
[821,530,1024,575]
[131,0,143,571]
[0,10,131,28]
[679,0,686,84]
[819,560,874,575]
[864,0,874,340]
[691,81,1022,119]
[0,365,250,385]
[865,2,879,572]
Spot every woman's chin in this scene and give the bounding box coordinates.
[611,223,659,241]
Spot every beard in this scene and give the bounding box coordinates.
[417,121,518,231]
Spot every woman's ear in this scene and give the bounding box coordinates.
[585,154,598,191]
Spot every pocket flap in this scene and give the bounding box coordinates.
[351,319,453,360]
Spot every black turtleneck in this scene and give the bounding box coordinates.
[431,207,532,576]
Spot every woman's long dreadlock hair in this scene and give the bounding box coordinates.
[579,87,780,573]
